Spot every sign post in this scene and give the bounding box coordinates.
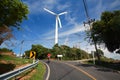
[47,53,51,62]
[57,55,63,60]
[91,51,95,64]
[47,53,51,58]
[30,51,36,63]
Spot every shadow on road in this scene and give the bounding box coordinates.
[46,60,51,64]
[96,68,113,72]
[76,63,93,67]
[75,63,117,73]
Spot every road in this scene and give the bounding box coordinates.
[43,60,120,80]
[66,61,120,80]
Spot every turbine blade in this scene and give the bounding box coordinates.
[58,12,67,15]
[44,8,56,15]
[58,17,62,28]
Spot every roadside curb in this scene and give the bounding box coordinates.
[40,61,50,80]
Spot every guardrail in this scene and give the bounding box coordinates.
[0,60,39,80]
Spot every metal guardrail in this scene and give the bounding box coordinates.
[0,60,39,80]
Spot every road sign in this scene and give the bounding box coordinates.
[47,53,51,58]
[30,51,36,59]
[57,55,63,57]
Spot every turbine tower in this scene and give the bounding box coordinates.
[44,8,67,44]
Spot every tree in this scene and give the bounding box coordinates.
[0,0,29,45]
[91,10,120,53]
[24,50,30,58]
[24,44,90,60]
[31,44,48,59]
[60,45,72,59]
[52,44,61,58]
[94,49,104,57]
[0,25,13,45]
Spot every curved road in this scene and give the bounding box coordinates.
[43,60,94,80]
[43,60,120,80]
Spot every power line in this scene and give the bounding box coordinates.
[83,0,95,26]
[83,0,90,20]
[82,0,100,61]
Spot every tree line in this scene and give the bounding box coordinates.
[24,44,91,60]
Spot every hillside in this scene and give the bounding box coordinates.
[0,53,32,74]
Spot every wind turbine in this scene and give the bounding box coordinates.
[44,8,67,44]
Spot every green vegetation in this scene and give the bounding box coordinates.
[89,49,104,58]
[90,10,120,53]
[86,57,120,71]
[0,54,46,80]
[28,62,46,80]
[24,44,90,60]
[0,0,29,45]
[0,48,13,52]
[85,10,120,62]
[13,61,46,80]
[0,55,32,65]
[0,55,32,74]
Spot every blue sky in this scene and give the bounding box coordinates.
[1,0,120,59]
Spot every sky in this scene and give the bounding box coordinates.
[1,0,120,59]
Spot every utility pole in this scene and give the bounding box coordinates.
[82,0,100,61]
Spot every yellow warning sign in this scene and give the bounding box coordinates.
[30,51,36,59]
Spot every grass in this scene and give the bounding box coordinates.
[16,61,46,80]
[85,57,120,71]
[0,55,32,65]
[0,55,32,74]
[0,55,46,80]
[28,61,46,80]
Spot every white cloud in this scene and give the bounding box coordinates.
[43,25,86,45]
[59,24,85,37]
[44,20,86,40]
[42,0,57,10]
[57,2,71,11]
[24,0,70,14]
[89,0,120,20]
[80,43,120,60]
[102,49,120,60]
[24,0,57,14]
[110,0,120,9]
[23,26,32,32]
[43,10,88,39]
[22,34,28,39]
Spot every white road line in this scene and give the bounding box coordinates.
[41,61,50,80]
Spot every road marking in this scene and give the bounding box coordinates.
[64,62,97,80]
[41,61,50,80]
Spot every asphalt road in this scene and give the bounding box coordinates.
[43,60,120,80]
[44,60,94,80]
[65,61,120,80]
